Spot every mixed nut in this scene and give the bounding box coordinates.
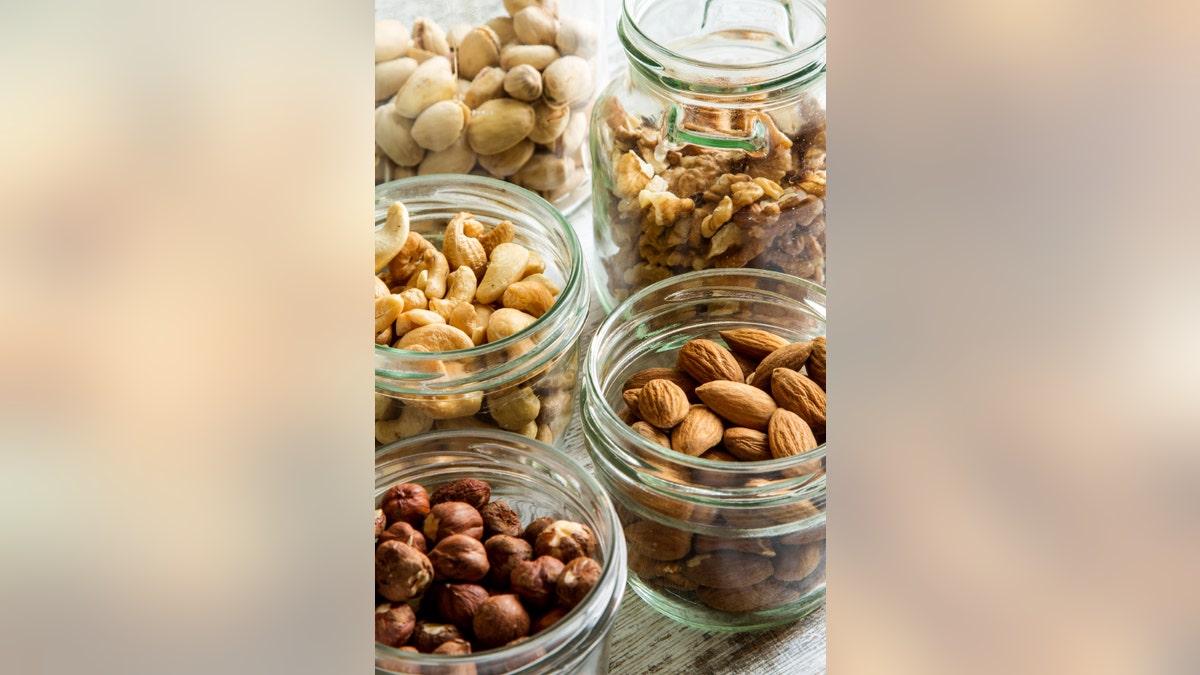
[375,200,573,445]
[375,477,603,654]
[594,93,827,302]
[612,330,827,614]
[374,2,597,204]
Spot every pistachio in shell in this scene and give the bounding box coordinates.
[513,7,557,46]
[527,100,569,145]
[484,17,518,46]
[542,55,591,107]
[457,26,502,81]
[499,44,559,72]
[463,67,507,109]
[376,20,411,63]
[511,152,567,191]
[446,23,473,49]
[503,65,543,102]
[412,18,451,57]
[466,98,536,156]
[559,109,588,155]
[418,135,477,175]
[375,57,419,101]
[393,56,456,119]
[477,139,535,178]
[411,100,471,151]
[555,19,597,58]
[375,103,426,167]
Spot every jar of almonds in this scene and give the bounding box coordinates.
[375,0,604,214]
[588,0,826,310]
[375,176,588,447]
[581,269,826,631]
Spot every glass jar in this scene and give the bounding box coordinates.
[375,0,605,215]
[375,176,588,447]
[375,429,628,674]
[589,0,827,311]
[581,269,826,631]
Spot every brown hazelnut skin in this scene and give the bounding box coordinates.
[381,483,431,528]
[375,603,416,647]
[556,556,601,609]
[481,500,522,538]
[473,594,531,648]
[522,516,555,546]
[412,621,464,653]
[428,534,491,582]
[424,502,485,542]
[484,534,533,587]
[375,509,387,539]
[435,583,490,629]
[375,540,434,602]
[534,520,597,562]
[378,521,428,553]
[430,477,492,510]
[531,607,568,634]
[432,638,472,655]
[509,555,564,608]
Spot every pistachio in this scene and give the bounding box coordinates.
[528,101,569,145]
[504,0,557,17]
[393,56,456,119]
[559,107,588,156]
[467,98,536,156]
[513,7,557,46]
[375,57,419,101]
[457,26,502,80]
[375,103,425,167]
[412,18,451,58]
[511,153,567,192]
[542,55,591,107]
[463,67,507,109]
[484,17,518,46]
[478,139,535,178]
[417,135,477,176]
[555,19,597,58]
[375,20,411,63]
[503,64,543,102]
[446,23,473,49]
[412,99,471,151]
[500,44,560,71]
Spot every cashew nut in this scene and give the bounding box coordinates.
[422,248,450,300]
[374,276,390,300]
[476,242,530,304]
[515,419,539,438]
[427,298,458,322]
[375,294,404,334]
[445,266,477,304]
[398,287,428,312]
[477,220,514,257]
[407,391,484,420]
[397,323,474,351]
[535,423,554,444]
[394,309,446,338]
[486,307,537,343]
[375,326,394,345]
[375,405,434,444]
[501,279,555,318]
[521,273,561,296]
[375,201,412,272]
[436,415,499,431]
[522,250,545,276]
[444,212,488,278]
[487,386,541,431]
[449,302,486,345]
[375,394,396,421]
[389,232,434,283]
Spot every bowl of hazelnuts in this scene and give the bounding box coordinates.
[375,428,627,674]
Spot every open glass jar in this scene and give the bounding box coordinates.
[375,0,605,214]
[589,0,827,310]
[376,429,628,674]
[375,176,588,447]
[581,269,826,631]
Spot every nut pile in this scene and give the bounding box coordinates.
[375,477,602,654]
[375,201,572,444]
[597,94,827,301]
[614,330,827,613]
[374,1,597,204]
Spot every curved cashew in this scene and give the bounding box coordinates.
[374,276,390,301]
[535,423,554,443]
[487,386,541,431]
[375,405,434,444]
[407,268,429,292]
[375,201,412,272]
[486,307,537,343]
[521,273,561,296]
[397,323,474,351]
[393,309,445,339]
[449,302,485,345]
[375,326,393,345]
[398,287,428,312]
[436,415,499,431]
[408,391,484,420]
[476,243,530,304]
[501,279,556,318]
[389,232,434,283]
[515,419,539,439]
[523,250,545,276]
[375,294,404,334]
[427,298,458,322]
[375,394,395,421]
[422,248,450,300]
[444,212,488,278]
[477,220,514,257]
[445,266,477,304]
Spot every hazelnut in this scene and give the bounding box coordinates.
[435,583,489,629]
[425,501,484,542]
[430,477,491,510]
[428,534,490,582]
[472,594,530,648]
[521,516,555,546]
[556,556,601,609]
[397,646,419,653]
[481,500,522,538]
[381,483,431,528]
[432,639,472,655]
[375,603,416,647]
[413,621,464,653]
[484,534,532,587]
[378,521,428,553]
[532,607,567,634]
[534,520,596,562]
[375,540,434,602]
[509,555,563,608]
[375,509,387,539]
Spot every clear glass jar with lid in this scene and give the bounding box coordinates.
[375,0,606,214]
[589,0,827,310]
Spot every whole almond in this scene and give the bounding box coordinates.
[630,421,671,449]
[624,520,692,561]
[694,381,777,431]
[749,340,814,391]
[771,368,826,436]
[718,328,790,362]
[671,405,724,456]
[697,579,799,613]
[723,427,772,462]
[637,379,689,429]
[773,542,823,582]
[693,535,775,557]
[676,339,742,384]
[621,388,641,411]
[768,408,818,458]
[806,336,827,390]
[623,367,698,401]
[681,551,773,589]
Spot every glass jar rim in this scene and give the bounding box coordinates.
[584,268,826,491]
[374,429,627,672]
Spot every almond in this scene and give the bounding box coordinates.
[670,405,724,456]
[637,379,690,429]
[681,551,773,589]
[748,340,814,391]
[731,350,757,380]
[623,367,699,401]
[773,542,823,582]
[806,336,826,390]
[694,381,777,431]
[630,421,671,449]
[768,408,818,458]
[697,579,799,613]
[771,368,826,436]
[723,427,772,462]
[693,535,775,557]
[718,328,790,361]
[621,388,641,410]
[676,339,742,384]
[624,521,693,561]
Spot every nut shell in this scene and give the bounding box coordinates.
[473,594,531,648]
[509,555,563,607]
[435,583,490,629]
[457,26,502,81]
[542,55,591,107]
[503,64,543,102]
[375,603,416,647]
[380,483,431,528]
[428,534,490,582]
[375,540,434,602]
[430,478,492,510]
[411,99,470,151]
[467,98,537,156]
[424,501,485,542]
[556,556,601,609]
[481,501,523,538]
[393,56,456,119]
[534,520,596,562]
[485,534,533,587]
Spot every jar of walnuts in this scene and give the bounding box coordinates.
[589,0,826,310]
[581,269,826,631]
